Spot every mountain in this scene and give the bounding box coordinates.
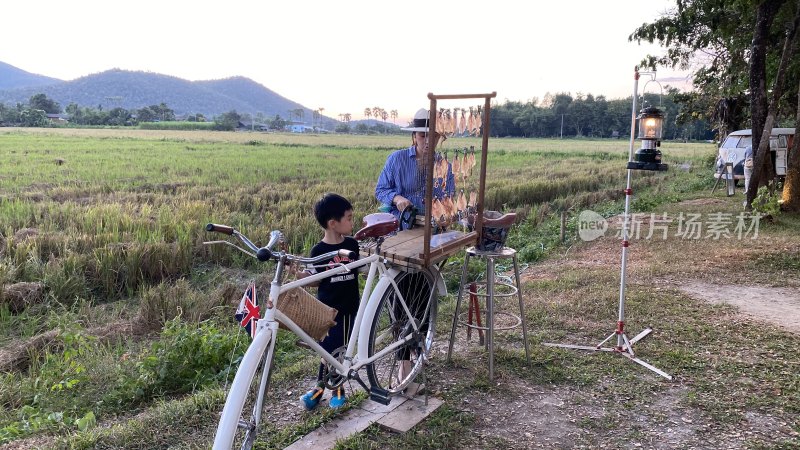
[0,65,334,124]
[0,61,62,90]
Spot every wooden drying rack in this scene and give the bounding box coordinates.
[364,92,497,269]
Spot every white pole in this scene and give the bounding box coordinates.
[617,67,639,349]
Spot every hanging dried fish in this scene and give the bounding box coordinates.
[439,152,449,181]
[457,189,467,212]
[443,195,455,218]
[436,108,445,135]
[452,149,461,177]
[462,148,469,180]
[468,147,476,176]
[468,191,477,208]
[459,108,467,135]
[441,151,449,191]
[475,105,483,137]
[432,197,445,223]
[467,107,475,136]
[443,109,452,136]
[435,108,448,147]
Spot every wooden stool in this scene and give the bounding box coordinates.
[447,246,531,381]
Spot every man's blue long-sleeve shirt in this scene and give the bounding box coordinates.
[375,146,456,217]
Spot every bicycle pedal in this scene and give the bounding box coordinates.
[369,386,391,405]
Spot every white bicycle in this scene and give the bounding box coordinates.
[204,218,443,449]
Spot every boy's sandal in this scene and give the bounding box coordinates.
[300,386,325,411]
[329,387,347,409]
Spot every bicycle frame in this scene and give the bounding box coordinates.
[263,252,430,380]
[208,223,442,449]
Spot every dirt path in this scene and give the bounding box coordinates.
[676,282,800,334]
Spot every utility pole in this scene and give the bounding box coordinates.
[560,114,564,139]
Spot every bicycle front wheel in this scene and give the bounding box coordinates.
[213,326,276,450]
[366,268,439,394]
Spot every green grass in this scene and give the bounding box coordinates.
[3,127,763,448]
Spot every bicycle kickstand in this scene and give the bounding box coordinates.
[421,360,429,407]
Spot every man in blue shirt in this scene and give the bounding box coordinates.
[375,108,455,218]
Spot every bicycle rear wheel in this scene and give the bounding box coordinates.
[213,327,276,450]
[366,268,439,394]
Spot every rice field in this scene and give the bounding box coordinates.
[0,128,716,447]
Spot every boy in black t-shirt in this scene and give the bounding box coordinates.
[298,193,360,410]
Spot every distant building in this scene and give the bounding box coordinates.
[46,113,68,125]
[237,120,269,131]
[289,124,315,133]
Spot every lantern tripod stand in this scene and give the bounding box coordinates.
[543,67,672,380]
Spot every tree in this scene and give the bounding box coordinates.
[214,110,242,131]
[312,110,321,129]
[748,6,800,207]
[29,93,61,114]
[0,103,20,124]
[268,114,286,130]
[785,82,800,210]
[390,110,398,123]
[137,106,157,122]
[20,108,48,127]
[364,108,372,121]
[630,0,800,209]
[153,103,175,121]
[65,103,82,122]
[567,93,593,137]
[106,107,132,126]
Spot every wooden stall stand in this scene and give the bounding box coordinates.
[362,92,497,270]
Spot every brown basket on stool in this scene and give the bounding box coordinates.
[277,287,338,341]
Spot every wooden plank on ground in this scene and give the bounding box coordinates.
[284,397,412,450]
[375,396,444,433]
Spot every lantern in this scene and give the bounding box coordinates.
[628,106,667,171]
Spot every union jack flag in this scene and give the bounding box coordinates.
[235,282,260,338]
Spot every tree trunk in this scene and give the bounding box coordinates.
[750,1,781,158]
[783,80,800,211]
[746,5,800,208]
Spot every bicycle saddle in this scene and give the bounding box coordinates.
[354,213,399,240]
[481,211,517,228]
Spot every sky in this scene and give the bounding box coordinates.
[1,0,690,122]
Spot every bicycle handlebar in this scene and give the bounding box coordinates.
[206,223,234,235]
[205,223,357,266]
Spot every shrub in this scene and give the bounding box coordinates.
[752,186,780,217]
[137,319,246,397]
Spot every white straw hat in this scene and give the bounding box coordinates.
[401,108,430,132]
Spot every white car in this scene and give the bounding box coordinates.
[715,128,794,181]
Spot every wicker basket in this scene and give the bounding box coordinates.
[277,287,338,341]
